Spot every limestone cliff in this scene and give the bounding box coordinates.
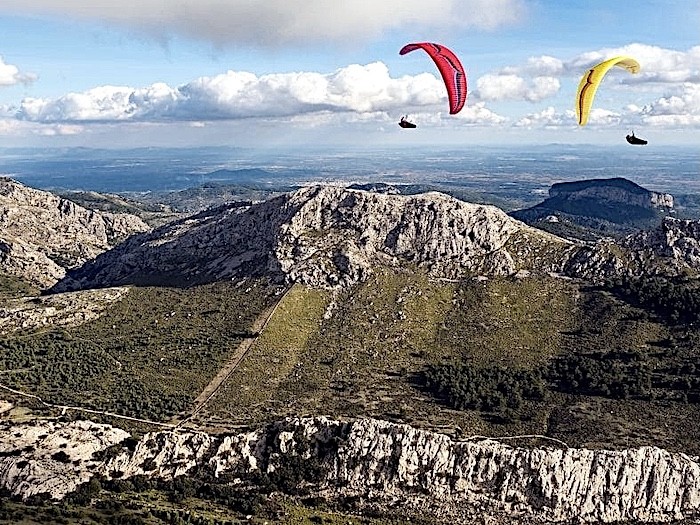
[2,416,700,523]
[548,178,674,211]
[0,178,150,288]
[512,177,674,241]
[51,185,572,292]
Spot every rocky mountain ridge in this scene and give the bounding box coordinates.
[51,185,574,292]
[561,216,700,283]
[0,178,149,288]
[1,416,699,523]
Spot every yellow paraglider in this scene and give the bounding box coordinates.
[575,56,640,126]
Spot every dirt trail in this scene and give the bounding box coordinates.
[171,286,291,428]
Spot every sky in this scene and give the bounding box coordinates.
[0,0,698,149]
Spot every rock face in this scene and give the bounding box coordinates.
[564,217,700,282]
[2,416,700,523]
[0,287,128,334]
[511,177,674,241]
[548,178,674,212]
[0,420,129,500]
[52,185,572,292]
[0,178,150,288]
[627,217,700,271]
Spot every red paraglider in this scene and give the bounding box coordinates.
[399,42,467,115]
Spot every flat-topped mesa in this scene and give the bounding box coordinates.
[549,177,674,211]
[0,178,149,288]
[51,185,572,292]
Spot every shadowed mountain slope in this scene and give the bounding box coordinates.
[0,178,149,288]
[512,177,674,240]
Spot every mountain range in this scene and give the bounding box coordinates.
[3,176,700,524]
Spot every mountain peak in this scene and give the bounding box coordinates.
[52,185,572,292]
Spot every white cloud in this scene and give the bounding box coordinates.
[0,118,82,137]
[515,106,624,128]
[0,56,36,86]
[639,83,700,127]
[17,62,457,122]
[515,107,571,128]
[32,124,84,136]
[0,0,527,47]
[585,108,623,126]
[456,102,507,125]
[475,74,560,102]
[497,44,699,87]
[567,44,700,85]
[502,55,564,77]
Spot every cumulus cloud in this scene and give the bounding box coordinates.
[17,62,460,123]
[567,44,700,85]
[516,106,628,128]
[456,102,508,125]
[502,55,564,77]
[478,43,699,111]
[639,83,700,127]
[0,118,82,137]
[497,44,699,87]
[0,0,527,47]
[0,56,36,86]
[515,107,571,128]
[475,74,560,102]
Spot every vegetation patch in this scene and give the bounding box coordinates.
[0,279,280,423]
[437,276,575,368]
[605,275,700,324]
[0,274,38,300]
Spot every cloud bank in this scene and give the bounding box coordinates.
[0,0,526,47]
[17,62,502,123]
[9,43,700,133]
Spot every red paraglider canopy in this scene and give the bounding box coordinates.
[399,42,467,115]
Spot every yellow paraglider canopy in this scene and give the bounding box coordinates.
[575,56,640,126]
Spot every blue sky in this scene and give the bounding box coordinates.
[0,0,698,148]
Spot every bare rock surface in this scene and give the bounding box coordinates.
[564,217,700,282]
[2,416,700,523]
[0,420,129,500]
[549,178,674,211]
[0,178,149,288]
[0,286,128,334]
[52,186,573,292]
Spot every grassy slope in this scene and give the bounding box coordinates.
[4,267,698,453]
[5,269,700,522]
[199,270,700,454]
[204,271,564,435]
[205,284,331,427]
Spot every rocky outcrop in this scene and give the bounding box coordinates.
[512,178,674,241]
[2,416,700,523]
[627,217,700,271]
[0,287,128,334]
[0,178,150,288]
[52,185,572,292]
[548,178,674,211]
[564,217,700,282]
[0,420,129,500]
